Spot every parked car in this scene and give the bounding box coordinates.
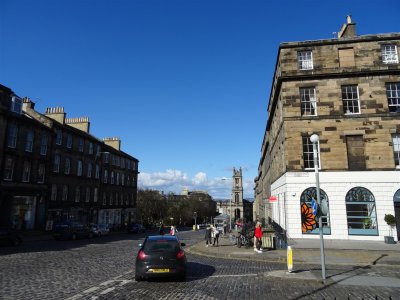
[135,235,187,281]
[128,223,146,234]
[0,227,22,246]
[90,223,110,237]
[53,222,93,240]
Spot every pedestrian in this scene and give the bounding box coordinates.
[159,223,165,235]
[223,222,227,235]
[212,225,219,247]
[254,221,263,253]
[205,224,212,247]
[170,225,178,236]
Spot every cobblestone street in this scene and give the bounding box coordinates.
[1,230,400,300]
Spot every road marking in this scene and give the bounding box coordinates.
[100,280,114,286]
[100,287,115,295]
[209,274,258,278]
[118,280,133,286]
[83,286,100,294]
[66,294,83,300]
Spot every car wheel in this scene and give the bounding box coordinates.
[135,273,143,281]
[12,238,21,246]
[178,272,186,281]
[71,234,77,240]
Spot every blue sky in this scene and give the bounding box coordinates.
[1,0,399,199]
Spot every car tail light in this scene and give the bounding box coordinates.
[138,250,147,261]
[176,250,185,260]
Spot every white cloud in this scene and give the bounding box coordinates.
[138,169,254,199]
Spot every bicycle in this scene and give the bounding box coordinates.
[229,233,237,245]
[237,232,251,248]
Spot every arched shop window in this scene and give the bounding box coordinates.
[300,187,331,234]
[346,187,378,235]
[394,189,400,203]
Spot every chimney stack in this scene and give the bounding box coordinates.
[65,117,90,133]
[45,107,66,124]
[103,137,121,151]
[338,15,356,39]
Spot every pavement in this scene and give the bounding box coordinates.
[186,232,400,287]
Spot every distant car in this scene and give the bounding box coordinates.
[0,227,22,246]
[135,235,187,281]
[53,222,93,240]
[128,224,146,234]
[90,224,110,237]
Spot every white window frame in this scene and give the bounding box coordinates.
[300,87,317,116]
[297,50,313,70]
[56,129,62,145]
[3,157,14,181]
[75,186,81,202]
[94,187,98,202]
[111,171,115,184]
[88,142,93,155]
[77,160,83,176]
[87,163,92,178]
[85,187,90,202]
[40,134,48,155]
[37,164,45,183]
[303,136,321,170]
[67,134,73,149]
[64,158,70,174]
[78,138,84,152]
[53,154,60,173]
[342,85,361,115]
[382,45,399,64]
[51,184,57,201]
[103,170,108,183]
[25,130,34,152]
[95,164,100,179]
[11,96,22,114]
[62,185,68,201]
[7,124,18,148]
[22,161,31,182]
[386,82,400,113]
[393,134,400,168]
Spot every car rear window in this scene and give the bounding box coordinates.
[144,239,179,252]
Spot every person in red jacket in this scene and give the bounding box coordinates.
[254,221,263,253]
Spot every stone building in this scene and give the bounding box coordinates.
[255,17,400,241]
[0,84,139,230]
[0,85,53,230]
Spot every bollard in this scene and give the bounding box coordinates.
[287,246,293,273]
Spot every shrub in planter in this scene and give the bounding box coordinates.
[384,214,396,244]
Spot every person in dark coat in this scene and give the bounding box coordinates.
[205,224,212,247]
[159,223,165,235]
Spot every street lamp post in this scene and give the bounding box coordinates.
[310,134,326,280]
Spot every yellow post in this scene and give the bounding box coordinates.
[287,246,293,273]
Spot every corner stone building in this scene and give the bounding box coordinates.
[255,17,400,242]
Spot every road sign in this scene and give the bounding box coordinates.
[311,199,318,216]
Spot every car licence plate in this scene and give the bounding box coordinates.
[150,268,169,273]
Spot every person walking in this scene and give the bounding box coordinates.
[159,223,165,235]
[170,225,178,236]
[254,221,263,253]
[205,224,212,247]
[212,225,219,247]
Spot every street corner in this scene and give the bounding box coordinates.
[263,269,329,284]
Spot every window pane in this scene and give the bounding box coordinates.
[300,187,330,234]
[346,187,378,235]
